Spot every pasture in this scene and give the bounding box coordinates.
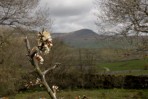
[14,89,148,99]
[97,59,148,75]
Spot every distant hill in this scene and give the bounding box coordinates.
[52,29,140,49]
[67,29,99,38]
[52,29,103,48]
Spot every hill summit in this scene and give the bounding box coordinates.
[70,29,98,36]
[52,29,100,48]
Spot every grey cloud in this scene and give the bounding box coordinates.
[50,1,92,17]
[50,7,90,17]
[53,23,84,33]
[41,0,92,17]
[40,0,97,33]
[52,11,97,33]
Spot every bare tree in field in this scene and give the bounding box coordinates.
[0,0,53,47]
[95,0,148,57]
[95,0,148,35]
[25,29,59,99]
[0,0,52,29]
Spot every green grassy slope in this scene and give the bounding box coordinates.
[97,59,148,75]
[98,59,147,71]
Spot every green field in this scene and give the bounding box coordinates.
[97,59,148,75]
[98,59,148,71]
[14,89,148,99]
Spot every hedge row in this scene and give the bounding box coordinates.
[50,74,148,89]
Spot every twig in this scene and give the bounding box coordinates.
[43,63,60,75]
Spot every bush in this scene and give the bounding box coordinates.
[46,73,148,89]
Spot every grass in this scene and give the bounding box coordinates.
[98,59,148,71]
[14,89,148,99]
[96,59,148,75]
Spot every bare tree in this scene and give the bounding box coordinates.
[95,0,148,58]
[95,0,148,35]
[0,0,37,26]
[25,30,59,99]
[0,0,52,29]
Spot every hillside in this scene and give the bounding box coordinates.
[52,29,108,48]
[52,29,135,48]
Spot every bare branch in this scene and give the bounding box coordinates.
[0,0,52,30]
[43,63,60,75]
[95,0,148,34]
[24,36,31,55]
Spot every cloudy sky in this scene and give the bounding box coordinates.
[40,0,98,33]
